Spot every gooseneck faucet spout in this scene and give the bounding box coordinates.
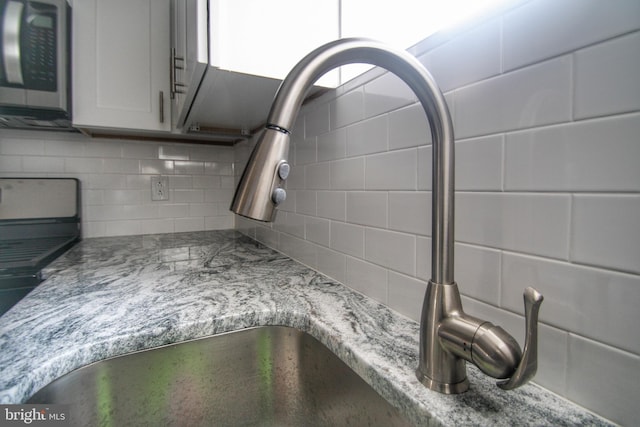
[231,38,543,394]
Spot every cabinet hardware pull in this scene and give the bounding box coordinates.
[170,48,186,98]
[159,91,164,123]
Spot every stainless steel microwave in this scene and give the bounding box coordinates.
[0,0,71,130]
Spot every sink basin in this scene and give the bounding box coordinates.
[29,326,412,426]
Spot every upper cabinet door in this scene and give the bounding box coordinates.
[170,0,208,130]
[72,0,171,132]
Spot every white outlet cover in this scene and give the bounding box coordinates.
[151,176,169,201]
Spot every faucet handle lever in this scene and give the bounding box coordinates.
[497,287,544,390]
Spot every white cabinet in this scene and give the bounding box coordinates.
[72,0,171,132]
[173,0,340,136]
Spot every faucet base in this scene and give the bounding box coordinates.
[416,369,470,394]
[416,281,471,394]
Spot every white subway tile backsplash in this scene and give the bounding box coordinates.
[173,189,204,203]
[204,189,234,203]
[175,217,205,233]
[84,140,122,158]
[0,155,22,172]
[567,335,640,426]
[103,189,141,205]
[220,176,235,189]
[159,145,190,161]
[388,272,428,322]
[121,204,158,220]
[455,135,504,191]
[205,215,234,230]
[316,191,345,221]
[1,131,235,239]
[235,216,256,239]
[103,158,139,174]
[192,175,219,189]
[571,195,640,274]
[274,211,305,239]
[197,145,234,163]
[84,190,103,205]
[533,323,568,396]
[330,157,364,190]
[121,142,156,159]
[453,56,572,138]
[43,139,85,157]
[388,103,431,150]
[294,136,316,166]
[574,31,640,119]
[204,161,233,176]
[125,174,149,189]
[365,228,415,276]
[140,159,174,175]
[388,192,430,236]
[456,193,571,259]
[188,203,218,217]
[65,157,104,173]
[255,223,279,249]
[158,204,189,218]
[305,162,331,190]
[174,160,205,175]
[417,146,431,191]
[416,236,431,281]
[104,220,141,236]
[285,162,305,189]
[279,233,317,269]
[22,156,65,173]
[505,114,640,192]
[330,88,364,129]
[363,72,416,118]
[278,188,296,213]
[346,191,387,228]
[365,149,417,190]
[305,216,330,247]
[141,219,174,235]
[317,128,347,162]
[345,256,388,304]
[305,103,330,137]
[454,243,501,306]
[295,190,317,216]
[330,221,364,258]
[421,17,501,92]
[346,115,388,157]
[0,138,45,155]
[316,246,346,284]
[503,0,640,71]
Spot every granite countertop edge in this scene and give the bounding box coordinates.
[0,230,610,426]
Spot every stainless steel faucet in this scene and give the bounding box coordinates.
[231,38,543,394]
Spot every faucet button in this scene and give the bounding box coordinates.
[272,188,287,205]
[278,162,290,180]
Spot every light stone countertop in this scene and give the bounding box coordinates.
[0,230,609,426]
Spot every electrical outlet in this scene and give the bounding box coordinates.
[151,175,169,201]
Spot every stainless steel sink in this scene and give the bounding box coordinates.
[29,326,412,426]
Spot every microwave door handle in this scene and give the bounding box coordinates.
[3,0,24,85]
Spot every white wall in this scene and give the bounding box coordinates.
[0,130,235,237]
[235,0,640,424]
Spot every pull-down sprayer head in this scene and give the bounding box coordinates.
[230,125,291,222]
